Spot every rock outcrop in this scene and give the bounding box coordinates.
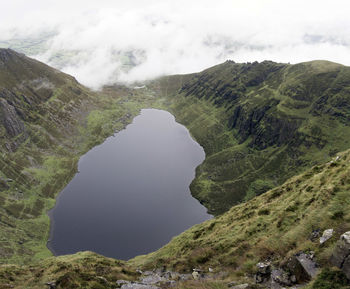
[0,177,10,191]
[255,252,318,288]
[0,97,27,150]
[116,269,191,289]
[330,231,350,279]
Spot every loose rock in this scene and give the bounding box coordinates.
[320,229,334,244]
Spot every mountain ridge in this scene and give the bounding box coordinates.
[0,48,155,264]
[150,59,350,214]
[1,50,350,288]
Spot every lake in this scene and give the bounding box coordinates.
[48,109,211,260]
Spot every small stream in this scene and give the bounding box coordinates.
[48,109,211,260]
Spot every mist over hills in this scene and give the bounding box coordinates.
[1,1,350,287]
[1,0,350,88]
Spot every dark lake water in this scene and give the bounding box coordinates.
[48,109,211,260]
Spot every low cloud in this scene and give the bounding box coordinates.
[1,0,350,88]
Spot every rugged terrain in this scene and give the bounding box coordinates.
[151,60,350,214]
[2,137,350,288]
[132,149,350,288]
[0,50,350,288]
[0,48,156,264]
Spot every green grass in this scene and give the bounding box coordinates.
[0,50,159,264]
[2,54,350,287]
[131,149,350,277]
[149,60,350,215]
[0,87,156,264]
[0,251,137,289]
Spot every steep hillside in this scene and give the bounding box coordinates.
[132,148,350,287]
[0,49,155,264]
[2,146,350,288]
[151,60,350,214]
[1,52,350,288]
[0,251,138,289]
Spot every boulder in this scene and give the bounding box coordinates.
[295,252,318,278]
[285,252,318,282]
[320,229,334,244]
[255,262,271,283]
[330,231,350,279]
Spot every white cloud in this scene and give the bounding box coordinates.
[1,0,350,88]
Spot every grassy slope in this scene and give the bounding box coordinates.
[2,149,350,288]
[7,142,348,288]
[0,49,157,264]
[0,55,350,288]
[0,251,138,289]
[131,149,350,283]
[150,60,350,215]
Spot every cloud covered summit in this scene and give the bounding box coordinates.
[1,0,350,88]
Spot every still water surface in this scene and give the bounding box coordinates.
[48,109,211,259]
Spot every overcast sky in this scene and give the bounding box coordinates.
[1,0,350,88]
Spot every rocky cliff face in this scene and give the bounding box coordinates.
[0,49,85,152]
[0,97,27,151]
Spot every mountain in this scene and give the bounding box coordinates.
[150,60,350,214]
[0,48,153,264]
[2,129,350,288]
[129,148,350,288]
[1,50,350,288]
